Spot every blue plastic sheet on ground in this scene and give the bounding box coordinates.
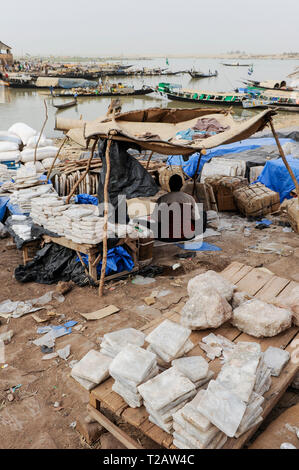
[256,156,299,202]
[78,246,134,276]
[167,137,295,178]
[176,241,222,251]
[74,194,98,205]
[256,219,272,226]
[0,196,9,221]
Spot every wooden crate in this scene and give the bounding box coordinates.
[88,262,299,449]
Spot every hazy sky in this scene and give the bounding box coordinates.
[2,0,298,56]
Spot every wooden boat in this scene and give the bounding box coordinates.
[188,70,218,78]
[222,62,252,67]
[55,85,153,98]
[242,96,299,112]
[242,79,299,93]
[53,97,77,109]
[156,82,245,106]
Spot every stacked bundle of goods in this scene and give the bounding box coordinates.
[204,175,248,211]
[0,123,60,171]
[100,328,145,358]
[109,345,159,408]
[233,182,280,217]
[201,158,246,182]
[9,183,56,213]
[145,319,193,365]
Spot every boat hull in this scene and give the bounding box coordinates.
[164,92,243,106]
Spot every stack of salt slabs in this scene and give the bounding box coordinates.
[146,319,194,365]
[171,356,214,390]
[196,342,270,441]
[62,206,112,244]
[71,349,112,390]
[138,366,196,433]
[30,194,65,232]
[100,328,145,358]
[109,345,158,408]
[172,391,227,449]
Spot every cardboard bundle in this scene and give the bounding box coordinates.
[204,175,248,212]
[233,182,280,217]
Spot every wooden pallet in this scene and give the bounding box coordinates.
[88,262,299,449]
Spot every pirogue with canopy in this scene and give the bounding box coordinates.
[55,107,299,295]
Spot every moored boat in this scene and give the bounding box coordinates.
[188,70,218,78]
[155,82,245,106]
[54,84,154,98]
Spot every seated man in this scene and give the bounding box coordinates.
[151,174,207,242]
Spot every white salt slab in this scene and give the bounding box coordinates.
[103,328,145,354]
[138,366,195,412]
[144,396,191,424]
[194,370,214,389]
[112,380,142,408]
[145,319,191,358]
[232,299,292,337]
[112,364,159,393]
[181,390,213,432]
[217,365,256,403]
[187,270,235,301]
[226,341,261,376]
[72,350,112,384]
[109,344,156,384]
[197,380,247,437]
[172,356,209,382]
[148,339,194,363]
[181,287,232,330]
[263,346,290,377]
[148,414,173,433]
[173,409,219,447]
[71,369,97,391]
[199,341,222,360]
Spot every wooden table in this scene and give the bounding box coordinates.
[87,262,299,449]
[45,235,139,282]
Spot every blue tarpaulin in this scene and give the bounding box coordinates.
[0,196,9,222]
[74,194,98,205]
[78,246,134,276]
[176,241,222,251]
[167,137,295,178]
[256,156,299,202]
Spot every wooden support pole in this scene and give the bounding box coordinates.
[34,99,48,164]
[65,138,98,204]
[269,119,299,203]
[98,137,112,297]
[192,151,202,196]
[146,150,154,170]
[46,136,68,181]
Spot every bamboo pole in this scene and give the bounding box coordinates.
[269,119,299,204]
[34,99,48,164]
[65,139,98,204]
[99,137,112,297]
[46,136,68,180]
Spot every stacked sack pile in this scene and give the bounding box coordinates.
[0,123,60,171]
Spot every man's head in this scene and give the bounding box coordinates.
[169,174,183,192]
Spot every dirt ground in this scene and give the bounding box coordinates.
[0,211,298,449]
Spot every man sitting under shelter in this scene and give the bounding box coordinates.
[150,174,207,242]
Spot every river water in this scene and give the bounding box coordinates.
[0,58,298,138]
